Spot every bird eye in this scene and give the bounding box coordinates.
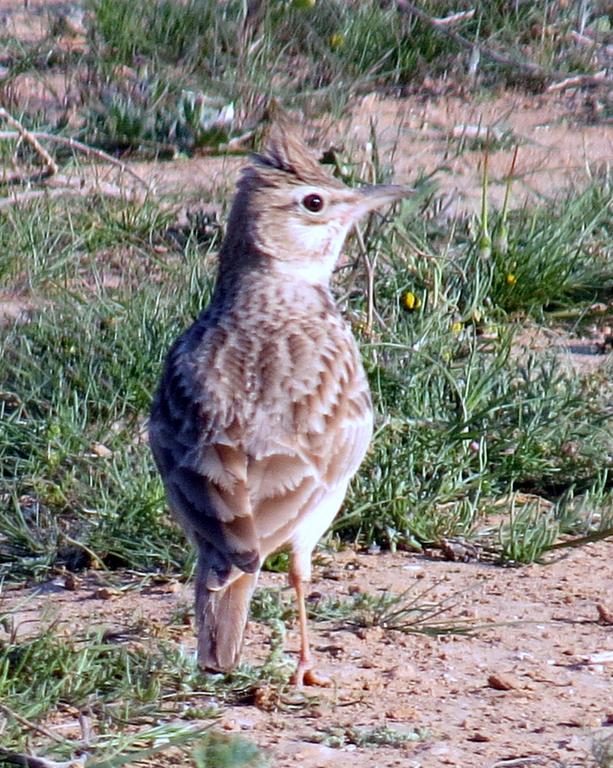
[302,193,324,213]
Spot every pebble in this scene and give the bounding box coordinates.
[487,672,521,691]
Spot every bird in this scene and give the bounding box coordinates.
[149,119,411,686]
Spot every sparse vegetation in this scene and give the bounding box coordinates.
[309,723,424,749]
[0,603,281,764]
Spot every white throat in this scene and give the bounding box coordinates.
[268,218,349,285]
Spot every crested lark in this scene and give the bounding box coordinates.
[149,121,410,686]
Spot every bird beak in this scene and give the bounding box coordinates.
[351,184,414,221]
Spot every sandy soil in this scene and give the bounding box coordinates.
[59,87,613,216]
[4,543,613,767]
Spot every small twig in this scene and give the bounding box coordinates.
[544,526,613,551]
[547,69,608,92]
[59,533,108,571]
[0,130,152,193]
[394,0,613,87]
[0,108,58,179]
[354,224,376,334]
[432,9,475,27]
[490,757,547,768]
[0,750,82,768]
[41,134,152,192]
[0,703,66,745]
[0,188,82,209]
[0,180,139,210]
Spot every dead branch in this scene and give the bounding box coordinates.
[0,703,65,745]
[432,9,475,27]
[547,69,608,92]
[0,750,83,768]
[0,108,58,180]
[36,133,152,193]
[0,176,146,211]
[393,0,613,87]
[0,129,152,193]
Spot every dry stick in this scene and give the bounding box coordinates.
[0,183,133,210]
[393,0,613,86]
[0,703,66,745]
[354,224,376,334]
[545,526,613,551]
[59,532,108,571]
[0,130,152,193]
[0,108,58,178]
[548,69,608,92]
[0,750,81,768]
[40,134,152,193]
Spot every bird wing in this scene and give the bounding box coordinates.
[247,365,373,554]
[149,332,261,587]
[150,309,372,587]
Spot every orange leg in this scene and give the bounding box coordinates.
[289,567,331,688]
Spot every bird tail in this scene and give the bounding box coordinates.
[195,564,259,672]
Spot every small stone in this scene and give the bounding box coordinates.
[596,603,613,624]
[92,587,119,600]
[63,572,79,591]
[487,672,520,691]
[91,442,112,458]
[468,732,490,742]
[321,569,342,581]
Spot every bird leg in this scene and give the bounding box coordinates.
[289,564,331,688]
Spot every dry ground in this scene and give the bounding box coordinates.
[5,543,613,767]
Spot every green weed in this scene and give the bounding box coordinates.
[0,606,280,759]
[489,181,613,316]
[310,583,478,636]
[310,722,424,749]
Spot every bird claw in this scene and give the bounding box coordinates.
[291,662,332,688]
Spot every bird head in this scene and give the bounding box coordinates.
[220,119,412,286]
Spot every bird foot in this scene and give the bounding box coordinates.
[291,661,332,688]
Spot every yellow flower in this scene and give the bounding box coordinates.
[330,33,344,50]
[506,273,517,285]
[401,291,422,311]
[451,321,463,334]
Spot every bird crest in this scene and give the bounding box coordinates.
[249,116,343,189]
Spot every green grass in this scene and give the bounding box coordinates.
[309,722,424,749]
[0,600,279,762]
[489,181,613,315]
[1,172,612,578]
[336,170,612,555]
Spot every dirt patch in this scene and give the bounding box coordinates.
[342,90,613,217]
[45,89,613,215]
[4,542,612,767]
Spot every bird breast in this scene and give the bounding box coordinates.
[185,279,372,456]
